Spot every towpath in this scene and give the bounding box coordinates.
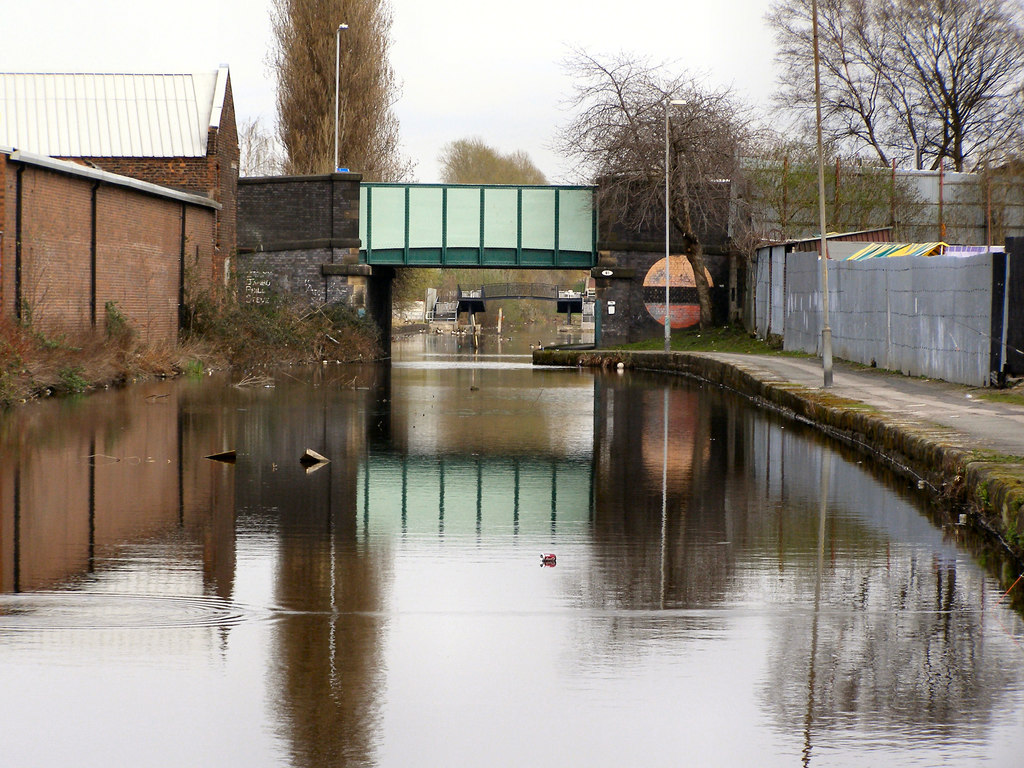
[704,353,1024,459]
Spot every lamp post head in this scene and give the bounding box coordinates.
[338,23,349,31]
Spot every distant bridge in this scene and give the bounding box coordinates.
[427,284,594,321]
[455,283,588,315]
[359,183,597,269]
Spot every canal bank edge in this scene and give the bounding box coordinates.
[533,349,1024,564]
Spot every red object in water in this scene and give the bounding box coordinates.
[540,553,557,566]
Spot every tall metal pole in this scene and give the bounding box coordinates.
[811,0,833,387]
[663,99,685,353]
[664,101,672,353]
[334,23,349,173]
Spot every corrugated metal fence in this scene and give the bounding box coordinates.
[754,240,1024,386]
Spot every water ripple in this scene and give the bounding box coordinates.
[0,592,266,631]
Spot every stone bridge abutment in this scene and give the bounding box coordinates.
[236,172,392,345]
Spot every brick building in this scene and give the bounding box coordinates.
[0,68,238,280]
[0,148,219,346]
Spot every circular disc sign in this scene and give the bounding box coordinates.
[642,256,708,329]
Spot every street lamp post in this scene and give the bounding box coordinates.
[334,22,349,173]
[810,1,833,387]
[664,98,686,353]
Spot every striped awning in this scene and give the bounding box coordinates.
[846,242,947,260]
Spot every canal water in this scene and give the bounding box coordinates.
[1,334,1022,766]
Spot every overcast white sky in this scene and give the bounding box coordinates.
[3,0,780,182]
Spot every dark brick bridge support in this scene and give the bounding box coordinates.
[590,246,736,346]
[236,172,394,355]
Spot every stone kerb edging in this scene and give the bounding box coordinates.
[534,349,1024,561]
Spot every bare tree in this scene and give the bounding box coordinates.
[238,117,284,177]
[769,0,1024,171]
[269,0,412,180]
[744,133,924,241]
[558,50,748,327]
[438,138,547,184]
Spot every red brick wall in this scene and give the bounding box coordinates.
[16,165,93,332]
[0,155,217,346]
[0,152,6,254]
[1,161,9,315]
[210,74,239,280]
[185,205,216,294]
[0,152,9,315]
[88,157,213,192]
[95,186,182,343]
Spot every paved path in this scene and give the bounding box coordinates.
[705,353,1024,458]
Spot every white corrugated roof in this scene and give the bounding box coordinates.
[0,69,227,158]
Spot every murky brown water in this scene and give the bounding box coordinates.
[1,333,1022,766]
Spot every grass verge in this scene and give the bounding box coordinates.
[613,325,800,355]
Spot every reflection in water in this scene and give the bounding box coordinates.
[0,380,236,597]
[229,364,390,766]
[0,338,1023,766]
[803,451,830,767]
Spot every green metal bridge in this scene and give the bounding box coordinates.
[358,183,597,268]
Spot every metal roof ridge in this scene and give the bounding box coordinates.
[209,67,228,130]
[3,148,221,209]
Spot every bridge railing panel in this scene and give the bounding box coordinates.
[521,189,556,255]
[366,185,406,250]
[446,186,481,251]
[536,283,557,300]
[409,187,443,249]
[360,183,596,267]
[483,188,518,249]
[558,189,596,254]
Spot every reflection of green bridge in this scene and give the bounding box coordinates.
[359,183,597,268]
[355,454,594,538]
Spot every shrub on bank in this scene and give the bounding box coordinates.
[182,293,381,368]
[0,313,181,407]
[0,294,382,408]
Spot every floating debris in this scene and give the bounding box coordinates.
[205,450,237,464]
[86,453,121,466]
[234,373,275,388]
[300,448,330,467]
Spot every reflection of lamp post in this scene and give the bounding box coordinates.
[802,449,831,765]
[334,22,349,172]
[810,1,833,386]
[660,388,669,607]
[664,98,686,353]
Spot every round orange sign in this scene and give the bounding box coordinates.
[642,256,709,329]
